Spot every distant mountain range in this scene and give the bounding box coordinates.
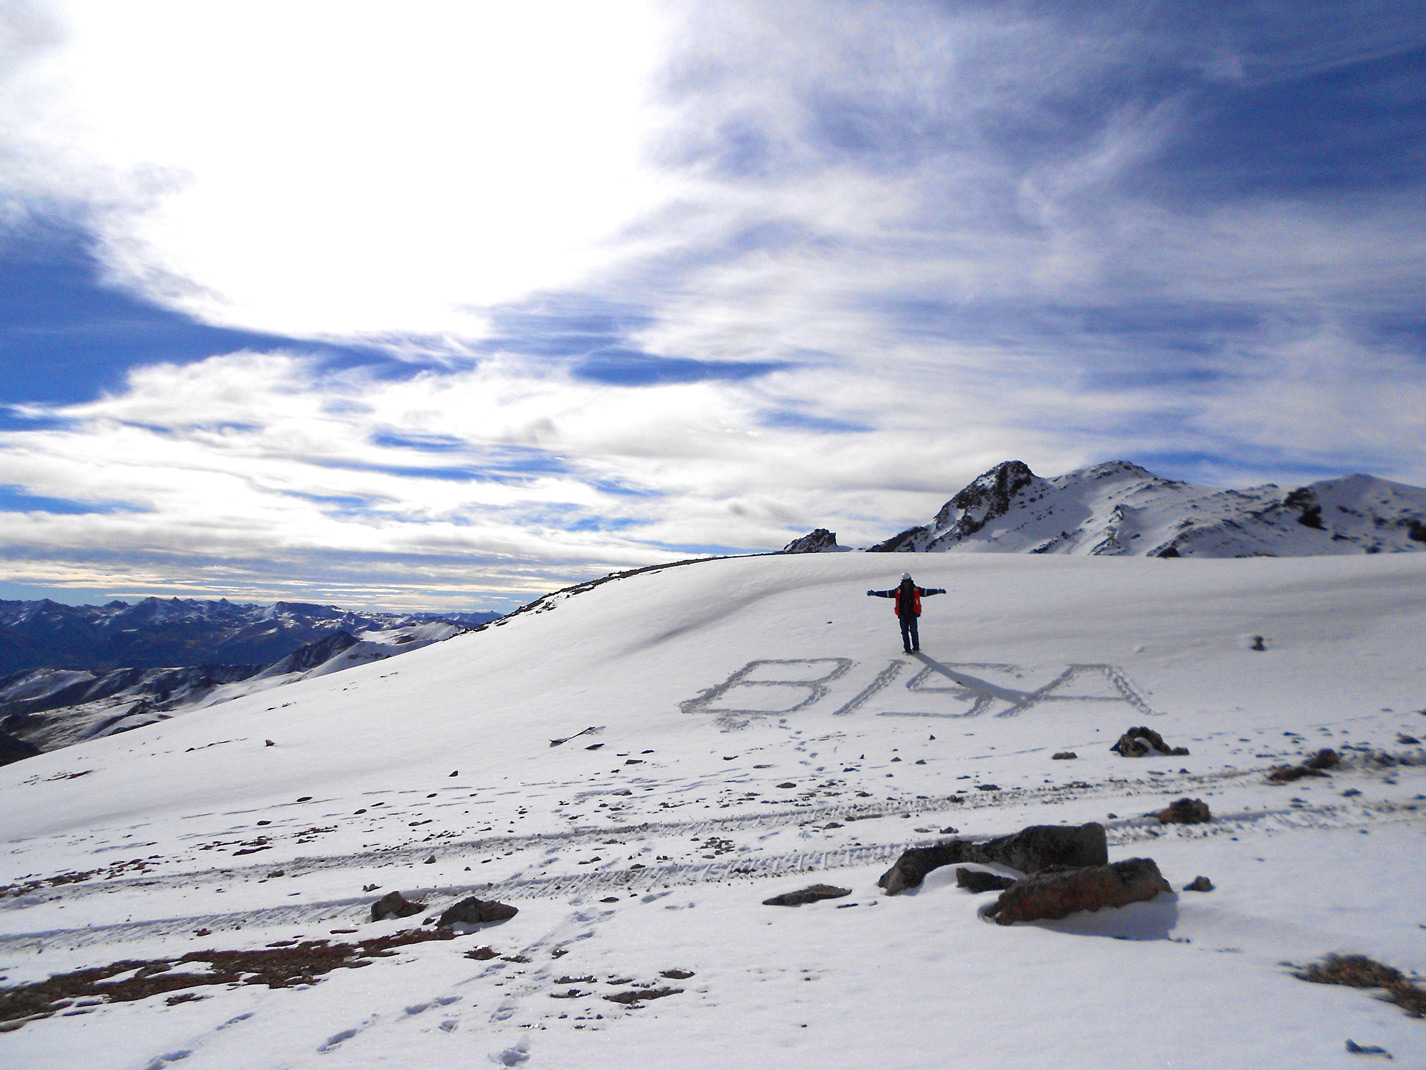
[0,597,498,675]
[0,599,500,761]
[786,460,1426,557]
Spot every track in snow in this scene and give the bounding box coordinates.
[1,761,1419,954]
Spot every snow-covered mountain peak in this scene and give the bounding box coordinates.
[870,460,1426,557]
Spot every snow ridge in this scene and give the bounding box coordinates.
[869,460,1426,557]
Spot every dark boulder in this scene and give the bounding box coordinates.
[986,857,1172,925]
[1111,726,1189,757]
[955,868,1015,893]
[1154,798,1211,824]
[762,883,851,906]
[1051,751,1077,760]
[1183,875,1214,892]
[878,841,972,894]
[878,823,1107,895]
[973,823,1109,874]
[437,896,518,927]
[370,891,424,921]
[1268,748,1341,783]
[1267,763,1321,783]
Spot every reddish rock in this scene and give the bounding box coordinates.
[986,857,1172,925]
[1154,798,1211,824]
[1270,748,1340,782]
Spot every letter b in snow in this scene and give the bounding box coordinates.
[679,659,853,729]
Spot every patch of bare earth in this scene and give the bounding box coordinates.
[0,928,457,1031]
[1296,954,1426,1018]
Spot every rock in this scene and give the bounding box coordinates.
[781,529,840,554]
[1267,763,1321,783]
[1183,875,1214,892]
[955,868,1015,893]
[1111,726,1189,757]
[370,891,424,921]
[437,896,519,927]
[1305,748,1340,770]
[1268,749,1337,783]
[878,822,1107,895]
[1051,751,1077,760]
[1398,734,1420,745]
[604,986,682,1004]
[986,858,1172,925]
[879,842,972,894]
[972,822,1109,876]
[1345,1040,1391,1057]
[1154,798,1211,824]
[762,884,852,906]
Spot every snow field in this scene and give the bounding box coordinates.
[2,552,1425,1067]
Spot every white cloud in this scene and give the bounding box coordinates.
[0,0,674,333]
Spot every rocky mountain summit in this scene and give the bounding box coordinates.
[780,528,843,553]
[788,460,1426,557]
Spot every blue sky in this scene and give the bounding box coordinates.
[1,1,1423,611]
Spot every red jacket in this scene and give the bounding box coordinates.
[895,587,921,617]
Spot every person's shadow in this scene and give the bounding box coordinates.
[910,651,1033,706]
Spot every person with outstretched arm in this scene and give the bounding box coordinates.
[867,572,946,653]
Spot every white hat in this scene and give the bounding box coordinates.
[901,572,911,580]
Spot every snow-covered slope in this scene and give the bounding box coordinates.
[1,553,1425,1068]
[869,460,1426,557]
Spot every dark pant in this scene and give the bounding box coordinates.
[899,614,919,652]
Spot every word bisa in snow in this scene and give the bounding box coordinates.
[680,656,1161,730]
